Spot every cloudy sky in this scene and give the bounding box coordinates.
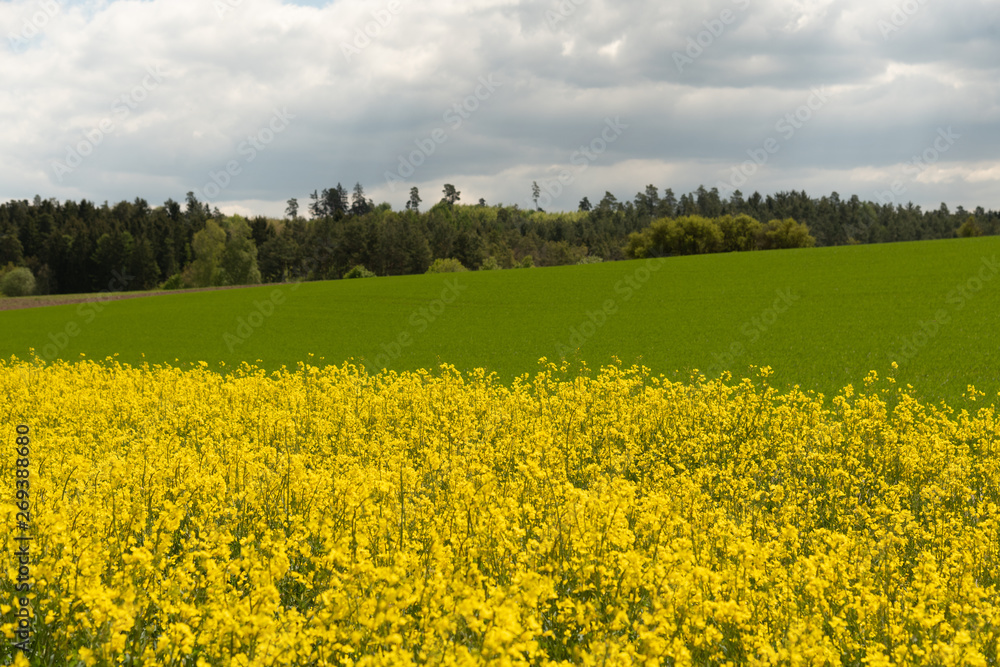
[1,0,998,217]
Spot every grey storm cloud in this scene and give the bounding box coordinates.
[0,0,998,217]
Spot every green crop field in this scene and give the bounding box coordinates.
[1,235,998,405]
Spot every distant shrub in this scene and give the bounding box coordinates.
[577,255,603,265]
[718,214,763,252]
[426,258,467,274]
[479,256,501,271]
[958,218,984,238]
[541,240,586,266]
[627,214,815,258]
[0,267,36,297]
[344,265,376,279]
[625,232,650,259]
[160,274,186,290]
[520,255,534,268]
[759,218,816,249]
[627,215,724,258]
[664,216,724,254]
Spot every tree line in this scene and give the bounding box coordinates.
[0,184,997,297]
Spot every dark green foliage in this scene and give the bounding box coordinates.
[406,187,422,213]
[0,233,24,265]
[0,196,196,295]
[309,185,349,219]
[128,237,161,291]
[250,215,276,248]
[0,187,997,298]
[91,230,134,285]
[350,183,374,216]
[258,231,300,283]
[441,184,461,205]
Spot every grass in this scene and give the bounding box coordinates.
[1,235,998,405]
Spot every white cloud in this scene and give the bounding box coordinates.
[0,0,997,216]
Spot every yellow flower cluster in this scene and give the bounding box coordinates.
[1,358,999,666]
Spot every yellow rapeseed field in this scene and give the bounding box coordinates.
[2,357,999,666]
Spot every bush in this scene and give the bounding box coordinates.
[628,215,724,257]
[577,255,603,265]
[520,255,534,268]
[426,258,467,274]
[627,214,815,258]
[0,266,36,297]
[625,232,650,259]
[160,274,186,290]
[666,216,724,255]
[717,214,763,252]
[343,265,376,279]
[479,256,501,271]
[958,218,984,238]
[759,218,816,250]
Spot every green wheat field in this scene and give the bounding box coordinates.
[1,235,998,405]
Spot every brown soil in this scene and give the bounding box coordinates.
[0,284,263,312]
